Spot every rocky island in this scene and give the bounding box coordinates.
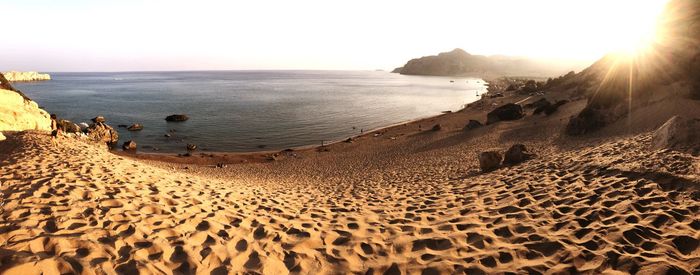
[2,71,51,82]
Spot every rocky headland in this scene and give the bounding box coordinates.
[392,48,584,78]
[2,71,51,82]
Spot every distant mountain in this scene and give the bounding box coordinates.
[392,49,584,78]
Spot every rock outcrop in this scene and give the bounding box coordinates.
[651,116,700,154]
[0,73,51,132]
[87,120,119,146]
[2,71,51,82]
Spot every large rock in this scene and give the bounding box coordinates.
[486,103,524,124]
[566,107,615,136]
[92,116,106,123]
[122,140,137,151]
[651,116,700,153]
[2,71,51,82]
[464,120,483,130]
[87,121,119,146]
[0,86,51,132]
[165,114,189,122]
[503,144,531,165]
[525,98,551,110]
[479,151,502,172]
[58,119,81,133]
[533,99,569,116]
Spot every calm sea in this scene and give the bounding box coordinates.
[15,71,486,153]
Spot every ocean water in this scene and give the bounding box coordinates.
[15,71,487,153]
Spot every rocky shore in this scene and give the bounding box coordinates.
[2,71,51,82]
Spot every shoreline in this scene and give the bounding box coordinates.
[114,108,463,163]
[115,79,512,165]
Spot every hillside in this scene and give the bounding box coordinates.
[539,0,700,135]
[0,73,51,132]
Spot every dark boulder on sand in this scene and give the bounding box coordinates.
[127,123,144,131]
[122,140,137,151]
[534,100,569,116]
[166,114,189,122]
[464,120,483,130]
[565,107,612,135]
[503,144,531,165]
[479,151,502,172]
[526,98,551,110]
[431,124,442,131]
[186,144,197,151]
[486,103,524,124]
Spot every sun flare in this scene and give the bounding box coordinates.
[604,1,668,57]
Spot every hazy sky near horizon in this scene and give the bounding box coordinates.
[2,0,669,72]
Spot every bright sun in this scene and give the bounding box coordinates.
[605,1,668,56]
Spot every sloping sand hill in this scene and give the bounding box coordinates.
[1,93,698,275]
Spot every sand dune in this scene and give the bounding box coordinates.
[1,114,699,275]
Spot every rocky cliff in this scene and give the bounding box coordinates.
[0,73,51,132]
[393,49,583,78]
[2,71,51,82]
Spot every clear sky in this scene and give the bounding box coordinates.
[2,0,669,72]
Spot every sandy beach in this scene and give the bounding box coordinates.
[2,78,699,274]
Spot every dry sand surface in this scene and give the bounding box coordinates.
[1,90,700,274]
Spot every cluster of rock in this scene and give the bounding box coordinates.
[86,116,119,146]
[479,144,533,172]
[2,71,51,82]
